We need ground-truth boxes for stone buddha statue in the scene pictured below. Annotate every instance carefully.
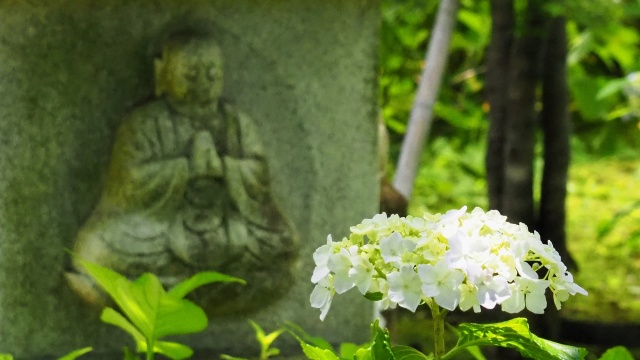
[67,34,298,315]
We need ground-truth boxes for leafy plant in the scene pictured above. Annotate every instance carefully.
[249,320,285,360]
[292,318,587,360]
[221,320,285,360]
[77,258,245,360]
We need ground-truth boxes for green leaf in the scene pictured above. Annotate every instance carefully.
[285,322,334,351]
[265,348,281,358]
[596,78,628,100]
[127,273,165,337]
[0,355,13,360]
[340,343,365,360]
[80,259,208,341]
[57,347,92,360]
[151,294,208,339]
[364,292,384,301]
[569,75,610,120]
[598,346,635,360]
[250,320,284,349]
[101,307,146,350]
[355,348,373,360]
[391,346,432,360]
[456,318,587,360]
[446,322,485,360]
[249,320,284,360]
[287,325,340,360]
[79,259,159,339]
[352,320,395,360]
[370,320,395,360]
[299,342,341,360]
[167,271,245,299]
[153,340,194,360]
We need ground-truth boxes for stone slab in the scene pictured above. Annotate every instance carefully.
[0,1,380,358]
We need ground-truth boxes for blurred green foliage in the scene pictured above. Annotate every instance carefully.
[380,0,640,324]
[565,159,640,322]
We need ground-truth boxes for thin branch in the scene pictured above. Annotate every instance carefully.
[392,0,460,199]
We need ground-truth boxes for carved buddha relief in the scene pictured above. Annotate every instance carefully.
[67,33,298,315]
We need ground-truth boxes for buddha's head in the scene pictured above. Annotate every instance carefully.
[155,35,224,106]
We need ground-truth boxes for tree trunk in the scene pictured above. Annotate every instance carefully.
[539,16,576,271]
[538,16,577,341]
[484,0,577,346]
[502,0,548,226]
[538,18,575,269]
[485,0,514,211]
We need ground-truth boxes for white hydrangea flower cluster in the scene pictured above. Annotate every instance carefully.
[310,207,587,320]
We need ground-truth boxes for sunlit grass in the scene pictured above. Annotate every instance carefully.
[564,158,640,322]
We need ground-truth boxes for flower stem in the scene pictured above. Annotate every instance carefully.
[430,304,446,359]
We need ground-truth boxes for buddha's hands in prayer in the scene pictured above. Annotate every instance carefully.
[190,130,223,179]
[187,131,225,206]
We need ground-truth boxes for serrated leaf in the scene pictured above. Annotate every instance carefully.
[300,342,341,360]
[167,271,245,299]
[457,318,587,360]
[57,347,92,360]
[391,345,431,360]
[370,320,395,360]
[598,346,635,360]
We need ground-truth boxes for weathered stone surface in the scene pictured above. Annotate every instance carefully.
[0,1,379,358]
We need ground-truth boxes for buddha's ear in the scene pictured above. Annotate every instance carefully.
[154,57,166,96]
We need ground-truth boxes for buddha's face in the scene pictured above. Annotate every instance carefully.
[157,42,224,105]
